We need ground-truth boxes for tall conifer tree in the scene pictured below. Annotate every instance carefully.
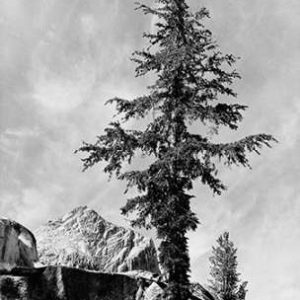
[76,1,275,299]
[209,232,248,300]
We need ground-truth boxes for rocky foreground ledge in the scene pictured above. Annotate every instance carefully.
[0,266,137,300]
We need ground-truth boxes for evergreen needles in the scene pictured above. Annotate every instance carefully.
[209,232,248,300]
[76,1,276,299]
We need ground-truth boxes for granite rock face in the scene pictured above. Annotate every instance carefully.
[126,271,215,300]
[0,267,213,300]
[35,206,160,274]
[0,218,38,268]
[0,266,137,300]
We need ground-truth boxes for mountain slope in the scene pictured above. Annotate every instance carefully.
[35,206,160,274]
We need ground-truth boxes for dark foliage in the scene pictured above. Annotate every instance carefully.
[76,1,276,299]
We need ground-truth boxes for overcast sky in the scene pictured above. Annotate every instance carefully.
[0,1,299,299]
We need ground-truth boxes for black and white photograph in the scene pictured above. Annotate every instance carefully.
[0,0,299,299]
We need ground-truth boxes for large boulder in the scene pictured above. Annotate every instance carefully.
[35,206,160,274]
[0,218,38,268]
[126,271,216,300]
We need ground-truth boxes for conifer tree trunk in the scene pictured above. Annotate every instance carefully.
[158,189,192,299]
[76,0,276,299]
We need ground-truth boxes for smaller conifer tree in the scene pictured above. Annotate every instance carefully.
[209,232,248,300]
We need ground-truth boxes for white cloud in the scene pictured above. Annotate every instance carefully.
[278,98,300,148]
[0,127,39,158]
[81,14,97,37]
[1,1,300,300]
[32,59,96,112]
[4,127,40,138]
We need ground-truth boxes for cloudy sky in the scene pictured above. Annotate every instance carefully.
[0,0,299,299]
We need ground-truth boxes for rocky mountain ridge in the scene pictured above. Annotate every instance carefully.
[34,206,160,274]
[0,208,215,299]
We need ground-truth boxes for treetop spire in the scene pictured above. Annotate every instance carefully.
[77,1,276,298]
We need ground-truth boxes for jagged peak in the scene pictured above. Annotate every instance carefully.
[58,206,104,223]
[70,205,89,214]
[35,206,160,274]
[65,205,96,217]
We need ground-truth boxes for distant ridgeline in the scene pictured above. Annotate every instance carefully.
[0,207,216,300]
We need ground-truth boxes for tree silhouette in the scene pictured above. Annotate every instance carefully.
[209,232,248,300]
[76,1,275,299]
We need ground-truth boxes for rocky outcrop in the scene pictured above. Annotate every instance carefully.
[0,267,215,300]
[0,266,137,300]
[35,206,160,274]
[126,271,215,300]
[0,213,214,300]
[0,218,38,268]
[191,283,217,300]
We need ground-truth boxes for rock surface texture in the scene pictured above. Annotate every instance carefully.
[0,212,214,300]
[0,266,137,300]
[0,218,38,268]
[35,206,160,274]
[126,271,215,300]
[0,267,214,300]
